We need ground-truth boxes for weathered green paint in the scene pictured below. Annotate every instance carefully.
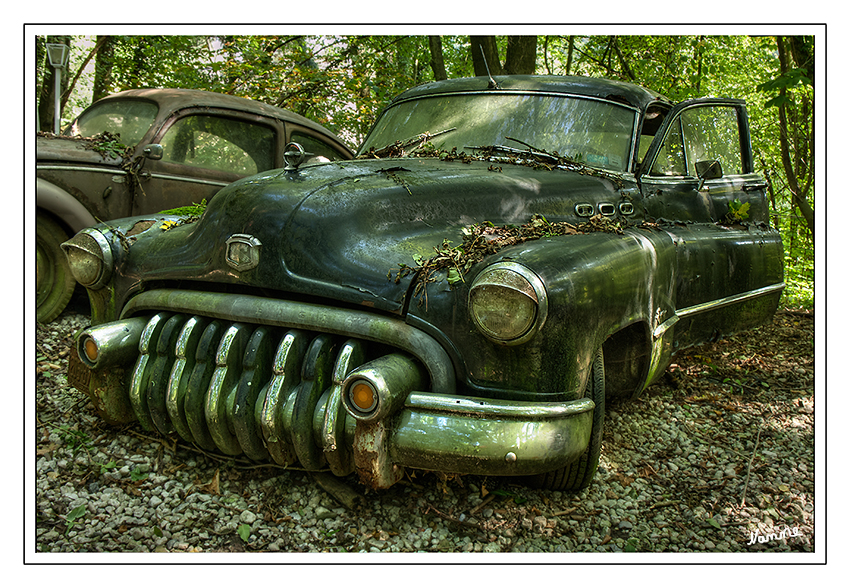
[63,76,784,490]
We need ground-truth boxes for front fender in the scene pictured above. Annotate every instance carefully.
[407,227,677,400]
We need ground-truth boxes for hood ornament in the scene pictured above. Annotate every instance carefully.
[283,142,312,171]
[225,234,262,271]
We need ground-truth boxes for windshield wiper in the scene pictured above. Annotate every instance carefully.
[360,127,456,159]
[470,137,594,169]
[467,142,561,164]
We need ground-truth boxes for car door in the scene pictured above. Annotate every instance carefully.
[638,99,784,349]
[132,110,281,215]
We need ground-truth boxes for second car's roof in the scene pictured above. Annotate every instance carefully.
[389,75,672,111]
[95,88,349,146]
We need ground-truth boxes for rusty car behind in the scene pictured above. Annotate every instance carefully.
[37,88,353,322]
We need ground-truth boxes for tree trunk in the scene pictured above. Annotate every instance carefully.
[611,37,634,80]
[61,36,108,114]
[565,36,575,75]
[129,38,145,88]
[504,36,537,74]
[776,36,815,238]
[470,36,503,77]
[428,36,448,81]
[693,36,705,94]
[93,35,115,102]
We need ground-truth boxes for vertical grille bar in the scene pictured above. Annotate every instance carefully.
[166,316,211,445]
[184,320,226,452]
[128,313,171,432]
[205,323,252,455]
[259,330,308,466]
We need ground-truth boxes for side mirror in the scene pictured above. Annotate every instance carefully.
[142,144,163,160]
[695,159,723,190]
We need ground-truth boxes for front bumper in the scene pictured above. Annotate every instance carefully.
[68,289,594,488]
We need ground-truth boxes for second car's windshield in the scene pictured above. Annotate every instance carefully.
[67,99,158,145]
[359,93,638,173]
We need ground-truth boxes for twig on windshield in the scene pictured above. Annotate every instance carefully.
[360,127,456,159]
[504,136,543,152]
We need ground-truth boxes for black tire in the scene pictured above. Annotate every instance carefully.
[36,211,76,323]
[530,348,605,491]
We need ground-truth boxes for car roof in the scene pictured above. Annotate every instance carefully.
[91,88,351,148]
[388,75,672,112]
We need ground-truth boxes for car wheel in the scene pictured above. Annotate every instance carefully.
[530,348,605,492]
[36,211,76,323]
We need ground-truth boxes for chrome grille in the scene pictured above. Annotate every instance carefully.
[126,311,421,475]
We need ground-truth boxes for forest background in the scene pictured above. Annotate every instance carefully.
[34,33,816,309]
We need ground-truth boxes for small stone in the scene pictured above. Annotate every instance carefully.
[315,506,335,520]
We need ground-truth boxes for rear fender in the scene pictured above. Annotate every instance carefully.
[37,178,96,234]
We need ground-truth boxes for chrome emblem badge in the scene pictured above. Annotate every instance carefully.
[225,234,262,271]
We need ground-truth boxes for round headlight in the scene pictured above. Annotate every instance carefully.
[468,262,548,345]
[60,229,113,289]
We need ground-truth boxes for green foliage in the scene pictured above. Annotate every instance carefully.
[65,504,87,535]
[237,524,252,542]
[130,467,149,482]
[491,488,528,504]
[758,67,814,108]
[624,536,640,552]
[725,199,751,223]
[708,517,722,530]
[57,425,92,458]
[782,248,814,309]
[159,199,207,218]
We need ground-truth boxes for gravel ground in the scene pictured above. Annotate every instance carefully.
[31,303,818,561]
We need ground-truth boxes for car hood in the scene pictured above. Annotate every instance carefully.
[37,135,123,166]
[122,158,628,313]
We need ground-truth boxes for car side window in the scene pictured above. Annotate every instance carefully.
[289,131,347,163]
[650,117,687,176]
[680,106,743,176]
[69,99,158,145]
[160,115,275,175]
[650,106,742,178]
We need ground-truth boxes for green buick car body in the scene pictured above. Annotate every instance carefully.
[62,76,784,491]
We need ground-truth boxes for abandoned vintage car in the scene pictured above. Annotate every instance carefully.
[37,88,353,322]
[62,76,784,491]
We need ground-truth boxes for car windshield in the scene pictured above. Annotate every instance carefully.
[67,99,158,146]
[360,93,638,172]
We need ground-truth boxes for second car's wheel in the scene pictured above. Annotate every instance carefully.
[36,211,76,323]
[529,348,605,492]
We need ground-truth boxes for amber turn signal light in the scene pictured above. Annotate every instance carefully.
[349,380,378,413]
[83,337,99,363]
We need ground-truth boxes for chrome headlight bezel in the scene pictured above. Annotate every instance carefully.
[60,228,114,289]
[468,262,548,345]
